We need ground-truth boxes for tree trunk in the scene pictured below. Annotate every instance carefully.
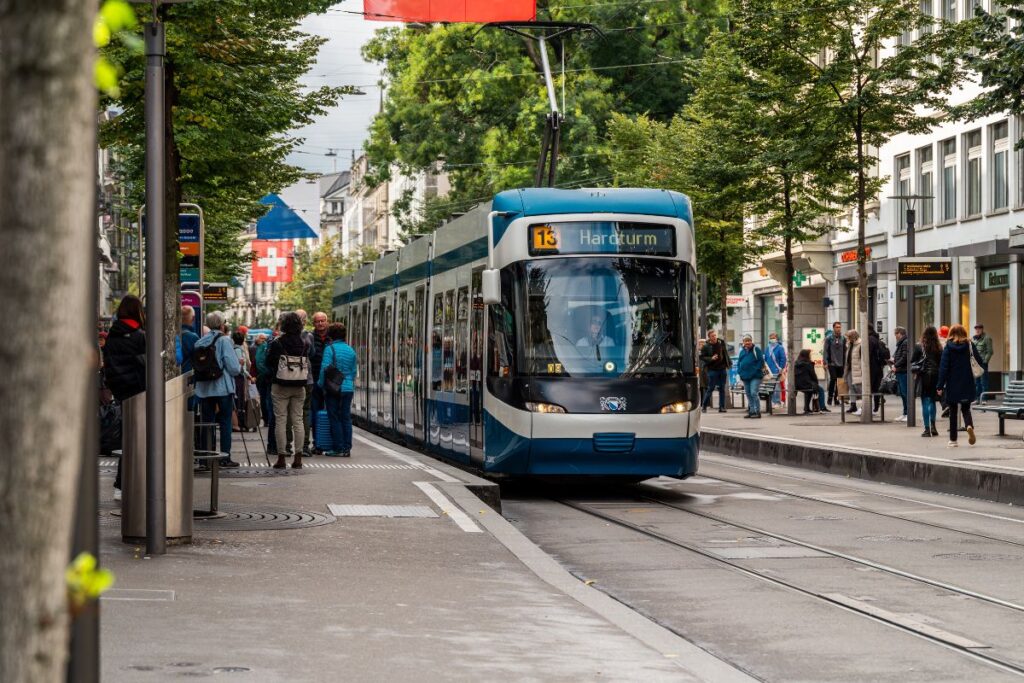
[719,277,731,408]
[0,0,96,680]
[855,116,872,423]
[163,55,182,380]
[784,235,797,416]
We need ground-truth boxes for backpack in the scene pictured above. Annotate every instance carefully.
[323,343,345,396]
[191,333,223,382]
[276,346,310,382]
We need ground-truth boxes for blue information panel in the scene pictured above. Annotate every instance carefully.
[528,221,675,257]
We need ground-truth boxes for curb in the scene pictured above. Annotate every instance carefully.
[702,427,1024,506]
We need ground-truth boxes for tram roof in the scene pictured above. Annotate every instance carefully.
[492,188,692,223]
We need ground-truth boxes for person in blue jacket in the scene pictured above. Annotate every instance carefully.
[318,322,358,457]
[765,331,787,407]
[736,335,766,418]
[936,324,984,448]
[193,311,242,467]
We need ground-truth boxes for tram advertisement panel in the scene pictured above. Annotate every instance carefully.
[528,222,675,257]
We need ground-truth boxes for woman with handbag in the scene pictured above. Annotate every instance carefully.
[911,326,941,437]
[318,322,358,457]
[843,330,864,415]
[936,324,984,447]
[736,335,766,419]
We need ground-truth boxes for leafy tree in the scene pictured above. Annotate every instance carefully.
[277,240,379,316]
[100,0,350,373]
[958,1,1023,124]
[362,1,729,235]
[734,0,968,421]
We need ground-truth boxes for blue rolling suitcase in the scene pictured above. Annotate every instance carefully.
[314,410,333,452]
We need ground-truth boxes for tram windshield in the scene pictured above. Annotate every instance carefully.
[519,257,695,378]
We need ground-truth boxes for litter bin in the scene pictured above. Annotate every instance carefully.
[121,372,194,544]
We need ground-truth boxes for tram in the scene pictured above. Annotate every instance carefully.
[332,187,700,478]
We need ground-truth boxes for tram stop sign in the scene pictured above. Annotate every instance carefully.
[897,257,952,285]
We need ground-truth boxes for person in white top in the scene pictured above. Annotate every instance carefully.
[577,314,614,348]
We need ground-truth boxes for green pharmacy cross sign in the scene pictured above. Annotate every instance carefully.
[793,270,808,287]
[806,328,823,344]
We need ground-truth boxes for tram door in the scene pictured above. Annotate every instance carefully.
[412,286,426,442]
[370,305,380,422]
[469,268,484,465]
[395,291,408,436]
[383,299,394,430]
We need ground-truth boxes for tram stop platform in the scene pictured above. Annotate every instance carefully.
[98,429,748,683]
[701,405,1024,506]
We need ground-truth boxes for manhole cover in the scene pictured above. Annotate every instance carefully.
[933,552,1023,561]
[194,504,334,531]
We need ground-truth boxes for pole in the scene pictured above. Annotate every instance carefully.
[906,208,916,429]
[144,21,167,555]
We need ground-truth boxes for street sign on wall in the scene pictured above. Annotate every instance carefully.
[897,257,952,285]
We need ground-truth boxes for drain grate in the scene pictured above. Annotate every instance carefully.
[193,504,334,531]
[327,504,437,518]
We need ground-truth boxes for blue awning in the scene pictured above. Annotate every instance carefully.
[256,194,317,240]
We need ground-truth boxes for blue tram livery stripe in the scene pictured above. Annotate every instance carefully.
[431,236,488,275]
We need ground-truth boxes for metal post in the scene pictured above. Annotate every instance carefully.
[144,21,167,555]
[906,208,916,429]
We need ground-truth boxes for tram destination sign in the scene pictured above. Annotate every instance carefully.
[897,257,953,285]
[528,222,675,257]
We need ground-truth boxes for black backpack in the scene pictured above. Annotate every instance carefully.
[191,333,223,382]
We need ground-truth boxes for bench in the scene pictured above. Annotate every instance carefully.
[838,392,887,423]
[975,381,1024,436]
[757,376,781,414]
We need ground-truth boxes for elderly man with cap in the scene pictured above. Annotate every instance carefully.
[973,323,994,402]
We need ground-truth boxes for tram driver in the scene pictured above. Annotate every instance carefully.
[576,313,615,349]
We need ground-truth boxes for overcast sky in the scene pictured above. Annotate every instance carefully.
[286,2,396,177]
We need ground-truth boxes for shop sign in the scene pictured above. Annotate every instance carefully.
[840,246,872,263]
[725,294,748,307]
[897,257,952,284]
[982,267,1009,291]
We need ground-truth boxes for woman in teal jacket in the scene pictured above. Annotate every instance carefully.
[735,335,765,418]
[317,322,358,456]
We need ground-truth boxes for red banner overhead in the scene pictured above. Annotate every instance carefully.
[363,0,536,22]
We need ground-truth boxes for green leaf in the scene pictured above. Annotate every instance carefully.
[93,20,111,49]
[94,58,120,97]
[100,0,137,33]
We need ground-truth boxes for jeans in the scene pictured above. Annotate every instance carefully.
[975,363,989,401]
[801,386,828,412]
[325,391,354,453]
[922,396,937,429]
[743,378,761,415]
[200,394,235,460]
[272,384,306,455]
[771,375,782,404]
[849,383,863,412]
[827,366,843,403]
[896,372,909,415]
[702,369,727,409]
[949,400,974,441]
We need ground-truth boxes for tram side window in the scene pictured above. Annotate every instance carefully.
[431,293,443,390]
[384,303,393,383]
[443,290,455,392]
[398,293,408,390]
[487,269,515,379]
[455,287,469,393]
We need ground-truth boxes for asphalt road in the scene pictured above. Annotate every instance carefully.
[502,452,1024,682]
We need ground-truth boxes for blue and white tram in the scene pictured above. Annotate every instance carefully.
[333,187,700,479]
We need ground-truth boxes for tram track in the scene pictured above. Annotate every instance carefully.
[696,455,1024,545]
[555,497,1024,679]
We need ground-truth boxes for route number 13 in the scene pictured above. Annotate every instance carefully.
[532,225,558,251]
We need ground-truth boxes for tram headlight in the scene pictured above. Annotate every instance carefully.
[659,401,693,414]
[525,402,567,414]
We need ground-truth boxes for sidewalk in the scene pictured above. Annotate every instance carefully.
[98,430,748,683]
[700,401,1024,505]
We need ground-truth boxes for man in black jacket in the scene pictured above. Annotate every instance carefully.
[700,330,731,412]
[823,321,845,405]
[892,326,909,421]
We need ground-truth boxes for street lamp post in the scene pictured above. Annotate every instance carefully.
[890,193,932,430]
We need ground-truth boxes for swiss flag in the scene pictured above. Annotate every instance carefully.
[363,0,535,22]
[252,240,294,283]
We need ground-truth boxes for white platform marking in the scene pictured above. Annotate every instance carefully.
[413,482,481,533]
[353,433,461,483]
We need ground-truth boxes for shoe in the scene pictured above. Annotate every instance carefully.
[821,407,832,413]
[850,409,862,416]
[947,441,959,448]
[802,410,813,415]
[113,488,122,501]
[701,407,707,414]
[340,451,351,457]
[273,454,287,469]
[301,447,311,456]
[931,426,939,436]
[219,459,240,468]
[895,415,907,423]
[718,408,727,413]
[744,414,754,419]
[921,430,933,437]
[966,426,976,445]
[292,452,303,469]
[753,414,761,419]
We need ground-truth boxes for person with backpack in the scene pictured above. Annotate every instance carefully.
[912,326,942,438]
[266,311,311,469]
[736,335,765,419]
[318,322,358,457]
[192,311,242,468]
[102,295,147,499]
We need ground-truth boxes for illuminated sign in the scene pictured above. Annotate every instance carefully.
[840,246,871,263]
[528,222,675,257]
[897,258,952,284]
[203,283,229,302]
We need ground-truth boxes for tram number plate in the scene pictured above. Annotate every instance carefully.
[531,225,559,252]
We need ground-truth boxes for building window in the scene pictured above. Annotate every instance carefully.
[964,129,982,217]
[895,153,911,232]
[963,0,980,18]
[917,145,934,226]
[941,137,956,221]
[942,0,956,21]
[992,120,1009,211]
[919,0,934,34]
